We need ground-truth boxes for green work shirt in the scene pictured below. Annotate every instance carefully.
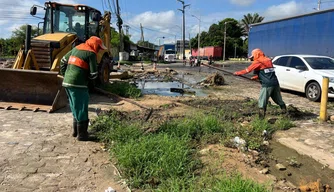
[60,47,98,88]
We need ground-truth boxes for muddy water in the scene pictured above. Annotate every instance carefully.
[266,141,334,188]
[136,78,208,97]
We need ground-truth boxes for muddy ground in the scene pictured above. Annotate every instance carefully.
[1,62,333,191]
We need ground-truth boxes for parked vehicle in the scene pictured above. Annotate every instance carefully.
[157,44,176,63]
[249,8,334,58]
[272,54,334,101]
[191,46,222,59]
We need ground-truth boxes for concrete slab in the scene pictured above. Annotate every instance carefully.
[274,120,334,170]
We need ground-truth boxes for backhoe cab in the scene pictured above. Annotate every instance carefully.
[0,2,112,112]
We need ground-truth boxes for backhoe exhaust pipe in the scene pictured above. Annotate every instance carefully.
[25,25,32,55]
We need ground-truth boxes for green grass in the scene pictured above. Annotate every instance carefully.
[99,81,141,98]
[211,174,270,192]
[119,60,134,65]
[90,98,296,191]
[113,134,199,188]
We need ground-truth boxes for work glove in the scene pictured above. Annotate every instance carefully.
[251,75,259,80]
[233,71,241,76]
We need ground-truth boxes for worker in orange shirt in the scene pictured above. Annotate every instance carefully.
[234,48,287,118]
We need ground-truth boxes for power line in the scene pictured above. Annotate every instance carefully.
[142,26,176,36]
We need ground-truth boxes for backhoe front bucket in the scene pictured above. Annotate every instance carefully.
[0,69,67,112]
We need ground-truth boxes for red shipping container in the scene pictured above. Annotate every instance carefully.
[204,46,222,58]
[192,47,222,58]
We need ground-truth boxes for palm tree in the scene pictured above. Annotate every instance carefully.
[240,13,265,36]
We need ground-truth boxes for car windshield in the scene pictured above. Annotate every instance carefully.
[304,57,334,70]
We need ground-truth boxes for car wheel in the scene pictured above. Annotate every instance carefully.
[98,56,110,85]
[306,82,321,102]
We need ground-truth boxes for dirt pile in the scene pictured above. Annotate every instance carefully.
[200,72,225,86]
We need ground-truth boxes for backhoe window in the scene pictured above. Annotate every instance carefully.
[44,5,86,39]
[88,11,98,37]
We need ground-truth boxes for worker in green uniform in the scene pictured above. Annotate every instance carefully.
[233,48,287,119]
[59,36,107,141]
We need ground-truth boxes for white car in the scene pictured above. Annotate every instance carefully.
[272,55,334,101]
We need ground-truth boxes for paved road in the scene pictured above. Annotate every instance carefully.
[0,94,127,192]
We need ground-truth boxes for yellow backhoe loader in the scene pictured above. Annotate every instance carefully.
[0,2,113,112]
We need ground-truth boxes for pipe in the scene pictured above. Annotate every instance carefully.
[25,25,32,56]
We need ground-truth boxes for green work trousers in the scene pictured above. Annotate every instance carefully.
[65,87,89,122]
[258,86,285,110]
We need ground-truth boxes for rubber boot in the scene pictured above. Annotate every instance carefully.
[77,120,89,141]
[258,108,266,119]
[77,120,97,141]
[72,118,78,137]
[280,104,287,114]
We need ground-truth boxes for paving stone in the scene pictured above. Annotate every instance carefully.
[2,173,29,185]
[13,166,38,174]
[37,165,61,174]
[58,178,75,188]
[35,186,60,192]
[20,174,46,189]
[27,161,47,170]
[40,177,61,187]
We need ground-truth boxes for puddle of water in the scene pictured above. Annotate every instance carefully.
[136,80,207,97]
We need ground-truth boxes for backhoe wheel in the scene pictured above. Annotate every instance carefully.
[98,56,110,85]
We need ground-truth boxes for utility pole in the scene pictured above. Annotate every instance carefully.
[124,25,130,36]
[116,0,123,52]
[192,15,201,63]
[140,23,144,44]
[189,33,191,55]
[318,0,321,10]
[174,35,177,56]
[177,0,190,61]
[223,21,230,61]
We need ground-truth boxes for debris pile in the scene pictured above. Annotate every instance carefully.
[200,72,225,86]
[0,59,14,68]
[299,179,330,192]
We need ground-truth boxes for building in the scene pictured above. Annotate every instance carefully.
[176,40,190,59]
[176,40,190,54]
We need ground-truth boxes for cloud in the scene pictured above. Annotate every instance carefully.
[263,1,304,20]
[229,0,256,6]
[129,11,176,31]
[0,0,79,38]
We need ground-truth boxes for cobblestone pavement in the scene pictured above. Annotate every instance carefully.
[0,95,128,192]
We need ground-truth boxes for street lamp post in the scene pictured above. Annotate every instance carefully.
[156,36,165,46]
[223,21,231,61]
[192,15,201,65]
[177,0,190,61]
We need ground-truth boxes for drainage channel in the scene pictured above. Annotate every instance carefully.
[135,74,208,97]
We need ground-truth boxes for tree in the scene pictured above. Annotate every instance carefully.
[240,13,264,36]
[190,17,249,58]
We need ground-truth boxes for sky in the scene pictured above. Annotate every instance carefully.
[0,0,334,44]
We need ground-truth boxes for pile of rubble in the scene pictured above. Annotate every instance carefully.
[200,72,225,86]
[0,59,14,68]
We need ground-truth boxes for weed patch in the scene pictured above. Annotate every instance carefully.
[99,82,141,98]
[91,98,297,191]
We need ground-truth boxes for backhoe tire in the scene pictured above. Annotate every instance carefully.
[98,56,111,85]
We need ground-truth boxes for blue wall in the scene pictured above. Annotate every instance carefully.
[249,10,334,57]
